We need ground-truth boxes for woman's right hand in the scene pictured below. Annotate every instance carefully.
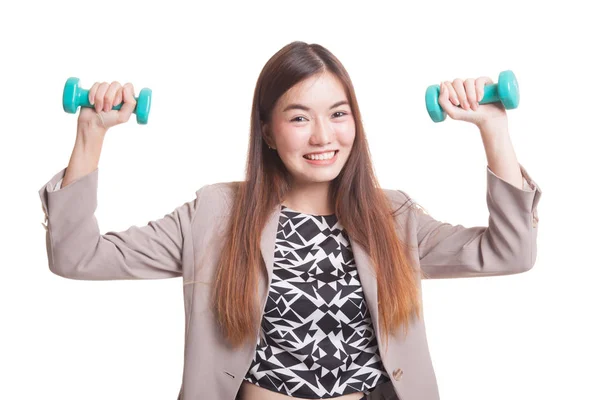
[77,81,137,137]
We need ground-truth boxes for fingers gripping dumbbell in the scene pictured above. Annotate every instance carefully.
[425,70,519,123]
[62,77,152,124]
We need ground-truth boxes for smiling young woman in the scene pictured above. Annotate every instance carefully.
[214,41,422,400]
[40,39,541,400]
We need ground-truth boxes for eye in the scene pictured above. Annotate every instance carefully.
[290,111,348,123]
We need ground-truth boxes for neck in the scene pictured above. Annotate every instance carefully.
[282,180,334,215]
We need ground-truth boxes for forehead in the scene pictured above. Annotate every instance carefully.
[279,72,346,108]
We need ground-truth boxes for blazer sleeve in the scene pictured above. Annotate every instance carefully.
[38,167,204,280]
[401,163,542,279]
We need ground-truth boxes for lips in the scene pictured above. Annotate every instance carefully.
[303,150,338,159]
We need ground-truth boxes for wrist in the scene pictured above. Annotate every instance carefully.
[75,132,104,158]
[478,118,509,136]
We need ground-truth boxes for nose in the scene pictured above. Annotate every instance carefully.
[310,117,334,145]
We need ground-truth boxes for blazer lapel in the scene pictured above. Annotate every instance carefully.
[347,237,381,344]
[258,205,381,347]
[259,205,280,302]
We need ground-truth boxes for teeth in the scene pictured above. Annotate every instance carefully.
[305,151,335,160]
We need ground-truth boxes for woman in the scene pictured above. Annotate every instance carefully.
[39,41,542,400]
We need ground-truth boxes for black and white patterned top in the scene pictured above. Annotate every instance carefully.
[243,205,390,399]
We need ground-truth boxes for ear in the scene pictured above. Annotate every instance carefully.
[261,122,276,149]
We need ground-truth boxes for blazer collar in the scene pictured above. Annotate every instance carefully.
[259,205,381,341]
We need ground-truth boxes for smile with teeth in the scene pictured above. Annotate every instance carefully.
[303,151,337,160]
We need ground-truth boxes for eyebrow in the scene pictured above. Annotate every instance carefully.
[283,100,349,112]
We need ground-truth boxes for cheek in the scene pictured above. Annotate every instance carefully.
[277,128,309,152]
[338,123,356,146]
[280,137,307,155]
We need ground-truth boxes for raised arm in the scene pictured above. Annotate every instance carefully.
[401,163,541,279]
[39,166,204,280]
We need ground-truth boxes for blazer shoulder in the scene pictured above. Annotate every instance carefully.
[194,181,241,214]
[382,188,416,215]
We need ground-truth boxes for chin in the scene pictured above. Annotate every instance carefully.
[297,171,341,184]
[286,156,347,184]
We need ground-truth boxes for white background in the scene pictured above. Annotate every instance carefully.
[1,0,598,399]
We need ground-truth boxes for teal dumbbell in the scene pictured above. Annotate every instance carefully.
[425,70,519,123]
[62,77,152,124]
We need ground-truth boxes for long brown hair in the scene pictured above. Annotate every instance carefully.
[212,41,422,352]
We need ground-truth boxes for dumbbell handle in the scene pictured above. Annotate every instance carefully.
[470,84,501,105]
[74,88,141,111]
[436,81,504,108]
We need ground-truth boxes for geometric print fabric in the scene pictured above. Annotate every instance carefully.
[243,205,390,398]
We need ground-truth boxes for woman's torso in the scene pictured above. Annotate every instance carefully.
[239,206,384,400]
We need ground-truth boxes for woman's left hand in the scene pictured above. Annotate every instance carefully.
[439,77,508,130]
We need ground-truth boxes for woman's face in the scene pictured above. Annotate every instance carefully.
[263,71,356,186]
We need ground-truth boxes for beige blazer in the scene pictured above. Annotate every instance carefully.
[38,163,541,400]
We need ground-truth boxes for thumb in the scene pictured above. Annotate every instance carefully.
[118,83,137,122]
